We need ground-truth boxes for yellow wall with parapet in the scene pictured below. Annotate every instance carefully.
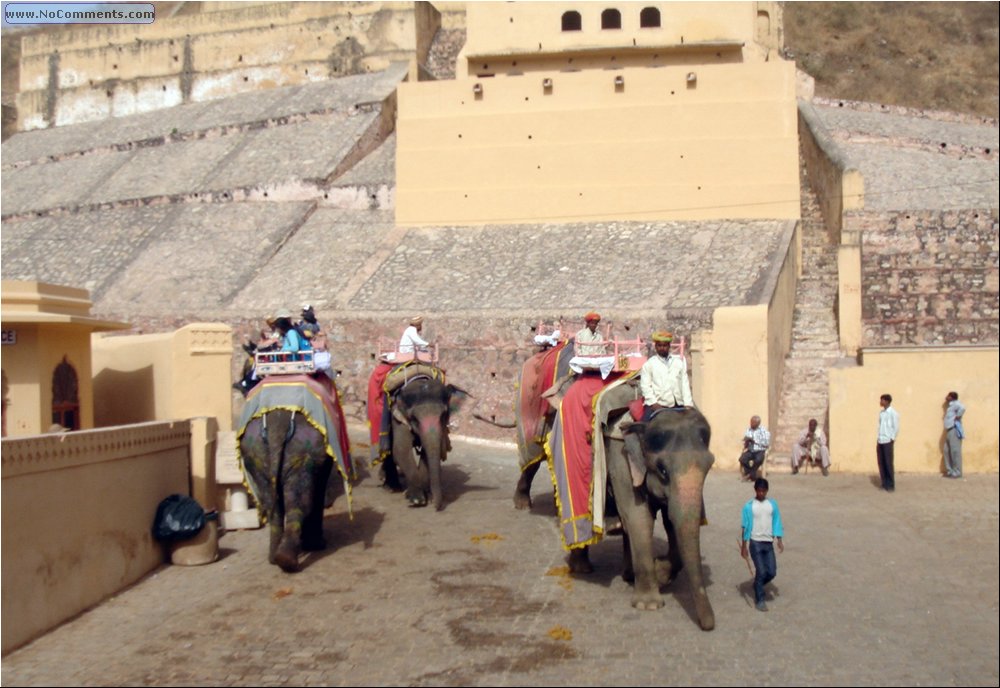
[690,219,798,470]
[459,1,782,77]
[1,421,201,654]
[396,60,799,226]
[92,324,234,432]
[829,347,999,474]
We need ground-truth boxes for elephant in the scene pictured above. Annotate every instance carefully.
[238,409,336,572]
[382,371,468,510]
[608,403,716,630]
[511,340,576,509]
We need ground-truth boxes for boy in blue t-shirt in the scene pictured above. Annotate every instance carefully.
[740,478,784,612]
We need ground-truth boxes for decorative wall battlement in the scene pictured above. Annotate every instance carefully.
[1,420,191,479]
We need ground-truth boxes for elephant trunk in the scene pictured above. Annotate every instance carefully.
[668,457,716,631]
[418,418,445,511]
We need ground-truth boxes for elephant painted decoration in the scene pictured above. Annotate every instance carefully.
[373,364,468,510]
[237,374,353,572]
[601,384,716,630]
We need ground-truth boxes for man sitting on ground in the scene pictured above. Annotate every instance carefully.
[791,418,831,476]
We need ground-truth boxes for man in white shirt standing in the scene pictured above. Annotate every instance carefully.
[399,316,431,355]
[877,393,900,492]
[639,331,692,421]
[739,416,770,482]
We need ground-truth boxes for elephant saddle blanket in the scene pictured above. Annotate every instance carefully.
[367,361,446,465]
[515,340,575,470]
[545,371,626,550]
[238,374,354,497]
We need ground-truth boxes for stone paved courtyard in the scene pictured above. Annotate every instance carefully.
[2,429,997,687]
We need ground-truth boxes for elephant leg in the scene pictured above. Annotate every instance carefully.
[381,456,404,491]
[392,419,426,507]
[273,448,319,572]
[568,546,593,574]
[607,440,662,610]
[621,531,634,583]
[302,458,333,551]
[268,519,283,565]
[513,460,541,510]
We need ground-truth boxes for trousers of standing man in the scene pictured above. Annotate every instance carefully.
[944,427,963,477]
[877,440,895,491]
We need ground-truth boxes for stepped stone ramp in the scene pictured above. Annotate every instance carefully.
[0,206,174,298]
[802,100,999,211]
[230,208,397,313]
[94,203,316,318]
[0,64,408,168]
[344,220,790,314]
[771,161,849,472]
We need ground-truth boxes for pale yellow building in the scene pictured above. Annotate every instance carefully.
[1,280,129,437]
[396,1,798,226]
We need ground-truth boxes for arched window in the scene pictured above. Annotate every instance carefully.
[52,356,80,431]
[561,11,582,31]
[601,8,622,30]
[640,7,661,28]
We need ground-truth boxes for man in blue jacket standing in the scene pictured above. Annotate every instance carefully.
[741,478,784,612]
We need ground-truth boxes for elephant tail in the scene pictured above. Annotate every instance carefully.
[472,412,517,429]
[264,410,297,513]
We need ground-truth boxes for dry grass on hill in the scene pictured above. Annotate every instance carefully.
[783,1,999,119]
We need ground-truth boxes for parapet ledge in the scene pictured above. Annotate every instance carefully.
[1,420,192,479]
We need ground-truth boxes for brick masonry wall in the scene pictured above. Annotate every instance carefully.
[119,311,714,443]
[851,209,999,346]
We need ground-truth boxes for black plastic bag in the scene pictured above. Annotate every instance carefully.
[152,494,206,542]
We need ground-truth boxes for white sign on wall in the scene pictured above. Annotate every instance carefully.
[1,330,16,345]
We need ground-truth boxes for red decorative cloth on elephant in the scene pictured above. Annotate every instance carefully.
[545,371,625,549]
[515,340,574,470]
[366,361,446,465]
[236,374,354,513]
[367,361,396,462]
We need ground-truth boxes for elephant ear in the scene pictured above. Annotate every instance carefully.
[623,422,648,488]
[446,384,471,415]
[391,404,409,425]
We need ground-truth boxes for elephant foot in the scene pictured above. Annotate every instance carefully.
[631,591,665,611]
[655,558,680,587]
[568,548,593,574]
[513,488,532,510]
[274,541,301,573]
[406,490,428,508]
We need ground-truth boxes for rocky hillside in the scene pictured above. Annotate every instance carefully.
[783,1,999,119]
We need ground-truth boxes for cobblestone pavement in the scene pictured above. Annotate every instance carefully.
[3,429,997,687]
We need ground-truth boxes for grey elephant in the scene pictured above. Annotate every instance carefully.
[239,409,336,572]
[509,340,576,508]
[382,367,468,510]
[237,376,353,572]
[559,381,714,629]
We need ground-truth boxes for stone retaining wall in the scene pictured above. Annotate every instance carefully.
[851,209,999,346]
